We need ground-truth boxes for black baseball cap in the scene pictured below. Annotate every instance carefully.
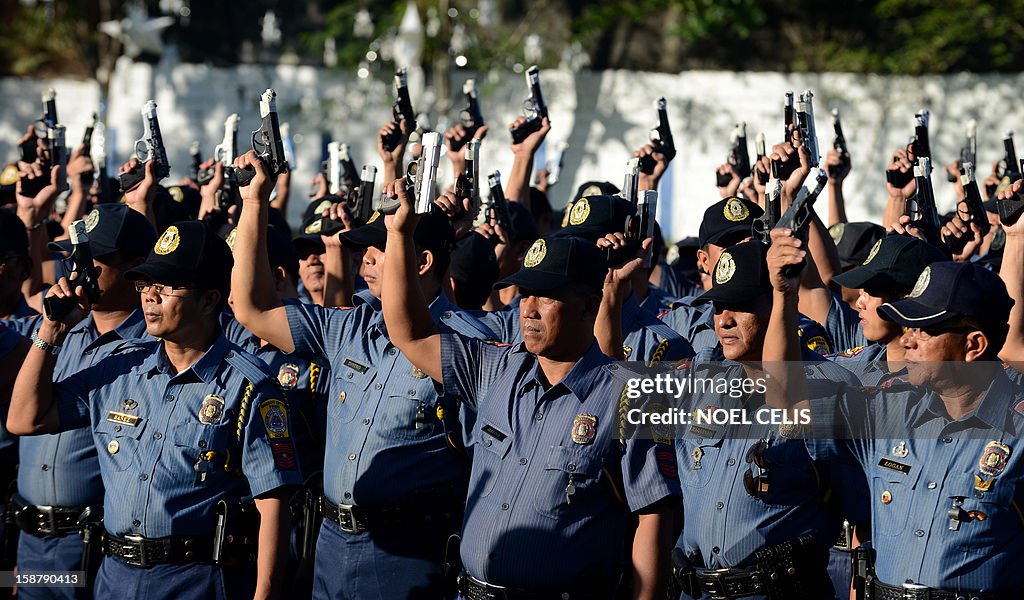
[692,240,771,306]
[0,208,28,257]
[507,201,540,242]
[338,210,455,254]
[494,235,608,293]
[830,221,885,270]
[557,194,634,242]
[125,221,234,293]
[832,235,948,296]
[698,196,763,247]
[49,204,157,260]
[878,261,1013,328]
[293,196,344,256]
[451,231,499,286]
[562,181,621,228]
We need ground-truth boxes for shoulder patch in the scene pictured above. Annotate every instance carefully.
[1014,399,1024,417]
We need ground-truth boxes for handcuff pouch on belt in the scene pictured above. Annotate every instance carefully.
[77,506,104,585]
[212,499,260,567]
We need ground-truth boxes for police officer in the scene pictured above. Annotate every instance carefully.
[380,184,680,599]
[665,240,863,600]
[230,151,494,599]
[827,235,947,382]
[766,245,1024,596]
[0,209,36,319]
[8,220,302,600]
[827,222,885,307]
[0,322,28,577]
[3,204,156,600]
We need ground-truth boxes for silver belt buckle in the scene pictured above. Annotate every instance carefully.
[336,503,361,534]
[122,533,149,567]
[901,582,928,600]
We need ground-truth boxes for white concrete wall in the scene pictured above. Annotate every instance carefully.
[3,59,1022,240]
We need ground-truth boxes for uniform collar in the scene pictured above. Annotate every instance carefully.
[522,340,610,403]
[352,288,381,311]
[143,333,230,383]
[370,292,452,336]
[67,308,148,341]
[912,367,1015,431]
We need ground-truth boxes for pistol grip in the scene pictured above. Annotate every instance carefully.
[235,164,257,187]
[509,119,540,145]
[886,168,914,189]
[43,295,78,323]
[381,125,402,152]
[118,165,145,193]
[639,155,656,175]
[998,194,1024,226]
[715,171,733,188]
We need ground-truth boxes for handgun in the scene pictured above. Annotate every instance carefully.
[639,97,676,174]
[93,122,111,203]
[455,138,480,208]
[886,110,930,189]
[376,131,441,215]
[485,171,514,243]
[947,119,977,183]
[22,124,67,198]
[831,109,847,155]
[382,69,417,151]
[905,156,942,243]
[783,91,795,143]
[717,123,750,187]
[319,165,378,237]
[509,66,548,144]
[755,132,769,185]
[43,220,100,321]
[621,157,640,206]
[608,189,658,268]
[79,113,97,190]
[774,168,828,277]
[119,100,171,193]
[544,141,568,186]
[22,88,59,163]
[795,90,820,167]
[753,158,784,244]
[946,162,991,254]
[451,78,484,152]
[236,89,289,187]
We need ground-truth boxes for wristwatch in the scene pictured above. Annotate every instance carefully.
[31,331,62,356]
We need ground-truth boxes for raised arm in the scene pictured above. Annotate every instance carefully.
[998,180,1024,362]
[231,151,295,353]
[763,228,809,412]
[505,116,550,207]
[379,180,443,382]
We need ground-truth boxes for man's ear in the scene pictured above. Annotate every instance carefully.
[963,330,990,362]
[696,249,710,276]
[417,249,434,278]
[199,289,222,316]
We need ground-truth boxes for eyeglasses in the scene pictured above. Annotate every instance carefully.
[911,323,978,339]
[133,281,194,297]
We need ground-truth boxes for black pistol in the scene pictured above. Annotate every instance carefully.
[509,66,548,144]
[946,162,991,254]
[717,122,750,187]
[44,220,101,322]
[382,69,417,151]
[773,168,829,277]
[119,100,171,193]
[639,97,676,174]
[236,89,289,187]
[451,78,484,152]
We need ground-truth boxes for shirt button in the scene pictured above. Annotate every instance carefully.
[712,546,720,554]
[84,349,93,355]
[154,433,162,440]
[374,383,382,390]
[535,413,544,421]
[198,440,207,448]
[485,440,493,447]
[943,437,953,444]
[501,503,509,511]
[348,453,357,461]
[166,394,175,402]
[519,458,528,465]
[132,519,141,527]
[114,425,122,432]
[139,474,148,481]
[347,373,354,379]
[41,464,49,471]
[914,529,924,537]
[567,463,576,472]
[927,482,937,489]
[344,492,351,499]
[726,458,736,466]
[716,502,724,510]
[362,419,370,425]
[226,351,234,358]
[443,311,453,319]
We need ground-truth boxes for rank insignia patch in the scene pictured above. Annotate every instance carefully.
[270,441,297,470]
[199,395,225,425]
[259,398,290,439]
[121,398,138,410]
[412,367,429,379]
[572,414,597,445]
[891,440,909,458]
[277,364,299,389]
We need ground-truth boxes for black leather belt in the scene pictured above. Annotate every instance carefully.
[457,573,602,600]
[10,493,87,537]
[871,579,1009,600]
[694,568,768,599]
[321,495,462,534]
[103,532,216,567]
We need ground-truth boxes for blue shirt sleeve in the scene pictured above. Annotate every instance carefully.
[285,301,359,359]
[621,437,681,512]
[440,332,508,409]
[241,379,305,497]
[0,323,20,358]
[824,292,867,352]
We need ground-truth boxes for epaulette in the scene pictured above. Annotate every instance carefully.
[223,345,276,385]
[109,339,154,356]
[657,308,673,319]
[876,373,910,391]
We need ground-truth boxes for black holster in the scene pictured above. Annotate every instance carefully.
[852,544,876,600]
[77,506,104,586]
[754,534,832,599]
[669,548,701,599]
[212,499,260,568]
[442,533,461,600]
[293,473,323,561]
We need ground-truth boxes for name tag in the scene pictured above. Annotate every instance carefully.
[343,358,369,374]
[481,424,508,442]
[106,411,141,427]
[878,457,912,475]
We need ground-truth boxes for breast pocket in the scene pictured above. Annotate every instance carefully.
[533,445,605,521]
[951,484,1018,552]
[330,366,376,425]
[678,437,723,490]
[871,468,923,537]
[471,422,512,499]
[382,375,440,441]
[96,419,147,473]
[173,420,237,486]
